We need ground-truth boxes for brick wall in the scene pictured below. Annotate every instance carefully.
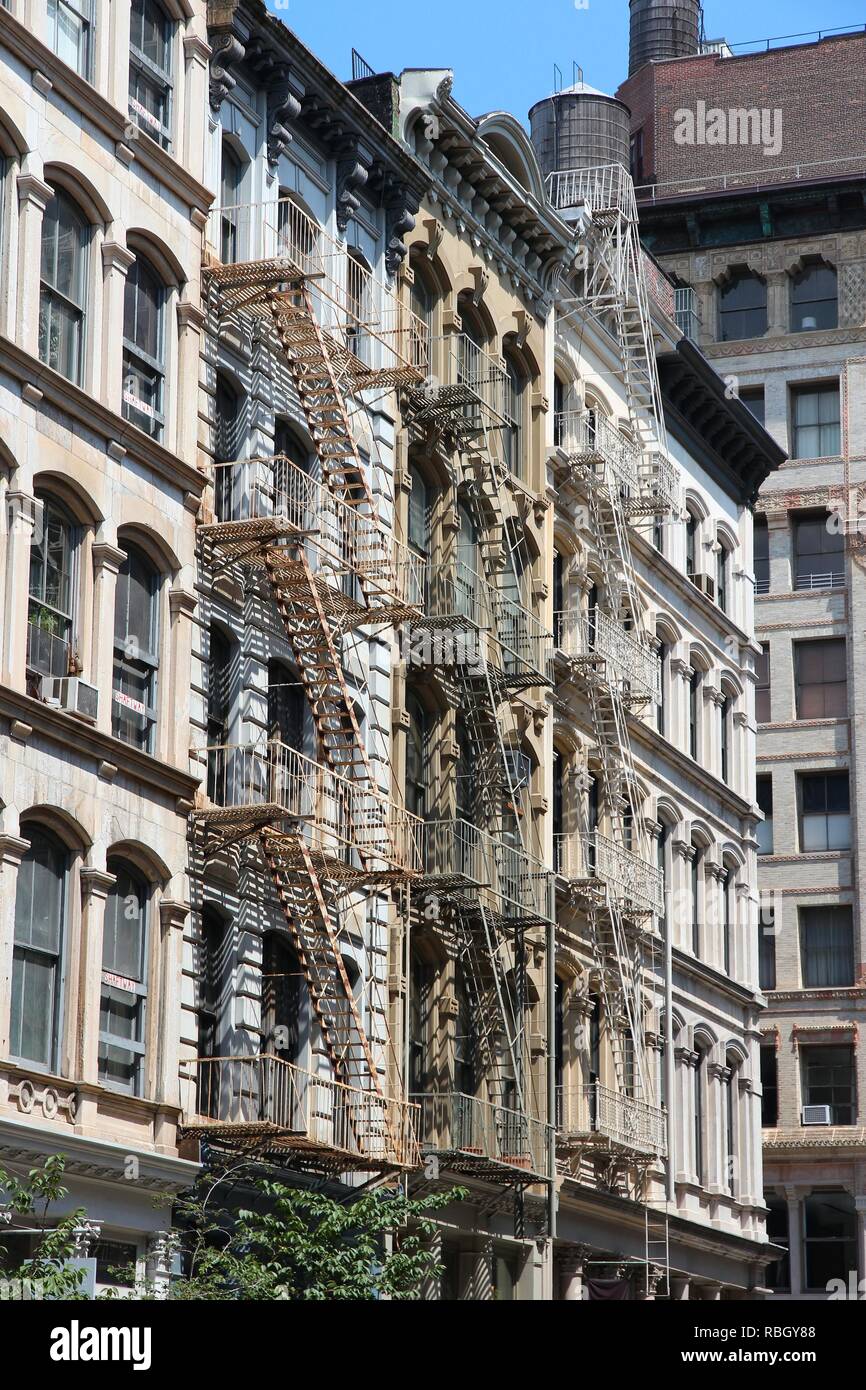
[616,33,866,190]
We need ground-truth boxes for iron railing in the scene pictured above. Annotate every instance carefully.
[420,817,554,923]
[554,609,660,704]
[206,196,429,379]
[554,831,663,916]
[795,571,845,591]
[557,1082,666,1157]
[554,410,642,494]
[183,1055,420,1168]
[427,332,510,425]
[413,1090,554,1180]
[202,740,422,875]
[205,454,425,611]
[675,286,701,343]
[546,162,637,218]
[410,561,551,684]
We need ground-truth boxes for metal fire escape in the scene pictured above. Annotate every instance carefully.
[549,163,680,1292]
[181,196,429,1175]
[402,335,555,1190]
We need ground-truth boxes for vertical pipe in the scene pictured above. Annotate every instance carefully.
[547,913,557,1241]
[665,900,675,1203]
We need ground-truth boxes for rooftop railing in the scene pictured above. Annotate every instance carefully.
[202,454,426,613]
[413,1090,555,1181]
[554,609,660,704]
[205,196,429,382]
[182,1055,420,1170]
[546,162,638,219]
[420,817,554,924]
[410,561,552,686]
[557,1081,666,1157]
[201,740,422,876]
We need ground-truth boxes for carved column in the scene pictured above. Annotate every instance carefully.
[3,492,40,689]
[77,867,116,1091]
[16,173,53,359]
[101,241,136,414]
[784,1188,804,1297]
[559,1244,590,1300]
[156,899,189,1112]
[91,542,125,737]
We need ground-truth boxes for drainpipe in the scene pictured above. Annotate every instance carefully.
[665,903,675,1204]
[547,912,557,1242]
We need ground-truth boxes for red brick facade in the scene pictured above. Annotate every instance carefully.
[616,33,866,192]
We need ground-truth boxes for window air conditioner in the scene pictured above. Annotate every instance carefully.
[46,677,99,723]
[695,573,715,600]
[801,1104,832,1126]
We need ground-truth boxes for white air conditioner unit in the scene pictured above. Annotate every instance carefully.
[694,573,715,600]
[801,1104,832,1126]
[46,677,99,723]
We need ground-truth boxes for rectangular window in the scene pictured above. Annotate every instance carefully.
[740,386,765,426]
[761,1047,778,1127]
[801,1047,855,1126]
[791,383,841,460]
[803,1191,857,1290]
[759,916,776,991]
[47,0,93,79]
[755,644,771,723]
[793,512,844,590]
[756,775,773,854]
[128,0,173,150]
[800,905,854,988]
[764,1194,790,1290]
[798,771,850,852]
[794,638,847,719]
[753,516,769,594]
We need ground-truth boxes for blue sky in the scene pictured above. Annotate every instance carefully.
[268,1,865,128]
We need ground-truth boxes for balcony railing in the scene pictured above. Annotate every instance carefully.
[546,162,637,219]
[201,740,422,876]
[554,410,641,494]
[795,571,845,591]
[410,562,551,686]
[409,332,509,429]
[557,1082,666,1157]
[202,455,425,613]
[413,1090,554,1181]
[420,818,554,923]
[205,196,429,383]
[554,610,660,704]
[641,449,680,511]
[555,831,663,916]
[182,1055,420,1171]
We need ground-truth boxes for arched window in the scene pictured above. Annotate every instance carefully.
[656,641,668,737]
[409,948,433,1093]
[28,496,77,685]
[691,843,703,955]
[410,267,434,341]
[456,714,474,822]
[689,666,701,759]
[112,542,160,752]
[346,247,372,364]
[268,659,304,751]
[716,538,731,613]
[454,957,477,1096]
[405,691,428,819]
[39,189,88,382]
[11,826,68,1069]
[197,906,227,1066]
[220,142,243,264]
[456,501,479,618]
[274,419,311,475]
[791,260,837,332]
[408,461,431,560]
[685,507,699,580]
[47,0,93,79]
[721,864,735,975]
[720,691,734,786]
[100,860,149,1095]
[123,254,165,439]
[207,626,233,804]
[657,820,669,939]
[694,1045,707,1184]
[262,932,305,1065]
[724,1051,739,1195]
[718,269,767,341]
[503,356,526,478]
[128,0,173,149]
[214,375,241,521]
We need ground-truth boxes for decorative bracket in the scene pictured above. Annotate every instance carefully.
[267,65,302,166]
[209,29,245,111]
